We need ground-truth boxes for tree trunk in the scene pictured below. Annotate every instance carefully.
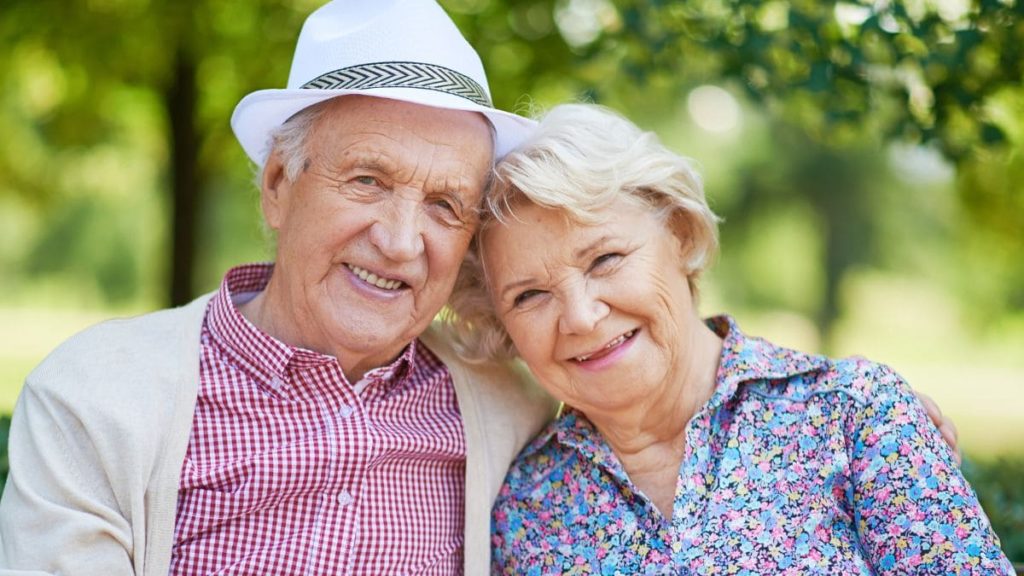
[166,48,200,306]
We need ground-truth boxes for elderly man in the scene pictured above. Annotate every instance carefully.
[0,1,959,575]
[0,1,554,574]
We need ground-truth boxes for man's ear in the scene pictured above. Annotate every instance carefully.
[261,150,290,231]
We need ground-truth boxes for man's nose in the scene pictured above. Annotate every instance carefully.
[368,198,425,262]
[558,284,609,335]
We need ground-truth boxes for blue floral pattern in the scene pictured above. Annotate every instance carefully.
[492,316,1013,574]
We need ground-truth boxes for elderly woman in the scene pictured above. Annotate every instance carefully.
[446,104,1013,574]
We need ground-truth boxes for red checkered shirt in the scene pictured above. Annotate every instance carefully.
[170,264,467,575]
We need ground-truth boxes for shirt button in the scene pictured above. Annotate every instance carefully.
[353,378,371,395]
[337,490,354,506]
[339,405,354,419]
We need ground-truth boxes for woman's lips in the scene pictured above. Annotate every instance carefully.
[573,328,638,364]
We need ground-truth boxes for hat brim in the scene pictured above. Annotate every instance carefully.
[231,87,536,166]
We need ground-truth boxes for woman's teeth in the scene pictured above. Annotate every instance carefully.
[347,264,404,291]
[575,329,637,362]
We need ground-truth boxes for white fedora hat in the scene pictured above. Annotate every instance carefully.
[231,0,535,166]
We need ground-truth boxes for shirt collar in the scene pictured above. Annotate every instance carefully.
[351,339,419,397]
[703,315,825,411]
[206,263,419,392]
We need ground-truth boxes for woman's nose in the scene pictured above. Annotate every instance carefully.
[557,285,609,335]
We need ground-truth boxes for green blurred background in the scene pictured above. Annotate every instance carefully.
[1,0,1021,563]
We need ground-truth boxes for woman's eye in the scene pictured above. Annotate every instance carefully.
[591,253,622,271]
[513,289,543,308]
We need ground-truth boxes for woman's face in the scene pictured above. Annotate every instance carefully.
[481,195,704,416]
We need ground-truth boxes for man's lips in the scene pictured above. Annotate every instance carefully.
[572,329,638,363]
[345,263,408,291]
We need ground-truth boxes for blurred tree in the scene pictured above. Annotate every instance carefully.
[453,0,1024,343]
[0,0,313,305]
[1,0,1020,334]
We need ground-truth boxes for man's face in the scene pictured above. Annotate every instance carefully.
[260,96,493,379]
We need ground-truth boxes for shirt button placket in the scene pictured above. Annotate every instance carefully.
[332,391,366,575]
[337,490,354,506]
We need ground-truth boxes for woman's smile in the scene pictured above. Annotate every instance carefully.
[571,328,639,368]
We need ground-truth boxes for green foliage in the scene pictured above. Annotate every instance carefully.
[591,0,1024,154]
[0,0,313,305]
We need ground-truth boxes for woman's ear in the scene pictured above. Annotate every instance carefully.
[668,211,695,270]
[260,151,290,231]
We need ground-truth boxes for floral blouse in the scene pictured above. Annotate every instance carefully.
[492,316,1013,575]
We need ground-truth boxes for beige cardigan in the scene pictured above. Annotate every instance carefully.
[0,294,556,575]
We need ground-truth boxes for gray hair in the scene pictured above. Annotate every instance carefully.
[262,100,332,184]
[443,103,721,363]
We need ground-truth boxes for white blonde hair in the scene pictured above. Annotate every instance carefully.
[443,103,721,363]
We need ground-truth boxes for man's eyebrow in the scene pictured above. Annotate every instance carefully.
[348,156,392,172]
[427,176,476,205]
[337,148,397,172]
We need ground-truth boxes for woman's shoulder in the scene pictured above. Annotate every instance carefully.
[504,420,569,480]
[711,315,898,405]
[792,354,908,403]
[496,412,589,505]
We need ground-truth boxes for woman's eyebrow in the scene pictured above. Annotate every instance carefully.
[574,235,612,260]
[499,277,537,302]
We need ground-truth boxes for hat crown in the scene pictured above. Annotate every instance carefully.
[286,0,491,102]
[231,0,535,166]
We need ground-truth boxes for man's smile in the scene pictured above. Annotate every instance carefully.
[345,263,408,291]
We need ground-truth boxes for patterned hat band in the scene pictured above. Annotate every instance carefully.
[301,61,493,108]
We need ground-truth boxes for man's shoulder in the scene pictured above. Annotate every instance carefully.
[420,323,558,445]
[24,294,213,404]
[421,323,549,400]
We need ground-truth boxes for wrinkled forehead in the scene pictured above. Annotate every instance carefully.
[313,94,495,150]
[308,95,495,182]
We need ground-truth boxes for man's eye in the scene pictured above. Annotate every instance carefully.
[434,199,456,214]
[354,175,379,186]
[430,196,472,228]
[513,289,543,308]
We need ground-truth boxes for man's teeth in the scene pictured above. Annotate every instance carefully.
[347,264,404,291]
[575,330,636,362]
